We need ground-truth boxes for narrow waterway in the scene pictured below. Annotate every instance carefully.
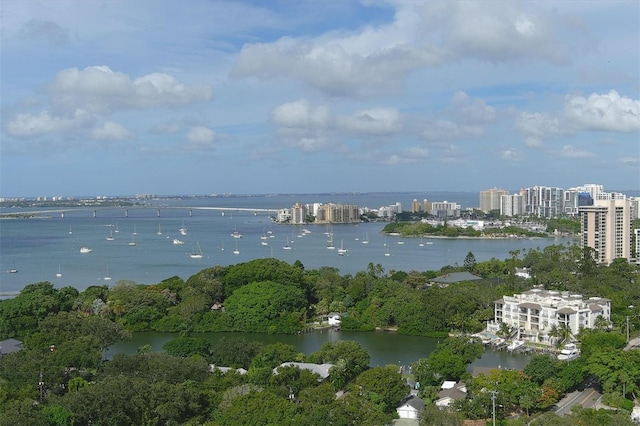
[107,330,533,371]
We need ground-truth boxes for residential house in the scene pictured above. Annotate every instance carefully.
[396,395,426,420]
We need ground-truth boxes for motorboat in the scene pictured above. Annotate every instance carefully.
[80,247,93,254]
[506,340,525,351]
[557,343,580,361]
[173,238,185,245]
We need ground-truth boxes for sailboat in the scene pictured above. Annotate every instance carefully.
[157,224,163,235]
[128,233,137,246]
[56,265,62,277]
[179,221,188,236]
[7,261,18,273]
[133,225,137,236]
[283,236,292,250]
[68,226,73,235]
[106,230,115,241]
[338,239,348,255]
[233,239,240,255]
[104,267,112,281]
[326,230,335,250]
[362,232,369,244]
[189,242,203,259]
[114,223,120,233]
[384,246,391,257]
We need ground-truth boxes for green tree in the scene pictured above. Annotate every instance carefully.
[463,251,477,271]
[351,365,409,413]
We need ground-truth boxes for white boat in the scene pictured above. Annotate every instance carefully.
[231,227,243,239]
[114,223,120,233]
[56,264,62,278]
[179,221,188,236]
[133,225,137,236]
[104,267,111,281]
[7,261,18,273]
[557,343,580,361]
[173,238,185,245]
[80,247,93,254]
[326,233,335,250]
[397,240,404,245]
[283,236,292,250]
[338,240,348,255]
[233,240,240,255]
[157,224,163,235]
[506,340,525,351]
[68,226,72,235]
[260,240,268,246]
[362,232,369,244]
[106,230,115,241]
[128,234,137,246]
[189,242,203,259]
[384,246,390,257]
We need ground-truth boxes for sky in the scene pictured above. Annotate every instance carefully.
[1,0,639,198]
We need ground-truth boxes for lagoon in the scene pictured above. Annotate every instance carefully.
[107,330,533,372]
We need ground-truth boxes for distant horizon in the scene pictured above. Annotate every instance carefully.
[2,188,639,201]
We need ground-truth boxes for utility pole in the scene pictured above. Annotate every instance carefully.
[627,316,630,343]
[490,390,498,426]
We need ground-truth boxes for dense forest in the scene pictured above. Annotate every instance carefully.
[1,243,639,425]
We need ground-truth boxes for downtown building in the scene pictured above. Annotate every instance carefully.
[479,188,509,213]
[520,185,564,218]
[430,201,461,218]
[315,203,360,224]
[579,193,632,264]
[500,194,525,217]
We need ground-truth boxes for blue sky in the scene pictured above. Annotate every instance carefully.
[1,0,638,197]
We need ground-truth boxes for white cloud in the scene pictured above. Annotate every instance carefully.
[620,156,639,165]
[449,91,495,125]
[271,100,331,129]
[500,148,524,161]
[5,109,92,137]
[422,1,576,64]
[92,121,132,141]
[558,144,594,158]
[336,108,401,135]
[48,66,213,114]
[421,120,483,141]
[564,90,640,133]
[186,126,216,146]
[515,112,562,147]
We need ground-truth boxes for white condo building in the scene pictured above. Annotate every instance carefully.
[491,288,611,344]
[579,194,632,264]
[500,194,524,217]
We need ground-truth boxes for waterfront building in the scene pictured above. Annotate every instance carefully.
[411,199,421,213]
[520,186,564,218]
[491,288,611,344]
[579,194,632,264]
[290,202,307,224]
[479,188,509,213]
[430,201,461,218]
[315,203,360,224]
[500,194,524,217]
[423,198,431,214]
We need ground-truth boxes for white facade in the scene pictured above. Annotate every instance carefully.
[492,288,611,344]
[500,194,524,217]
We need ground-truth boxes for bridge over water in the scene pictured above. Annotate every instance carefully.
[0,206,281,219]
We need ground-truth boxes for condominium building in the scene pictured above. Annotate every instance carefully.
[491,288,611,344]
[579,195,632,264]
[500,194,524,217]
[290,202,307,225]
[430,201,461,218]
[315,203,360,224]
[479,188,509,213]
[520,186,564,218]
[411,199,421,214]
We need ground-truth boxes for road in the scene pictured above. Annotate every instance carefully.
[554,387,604,416]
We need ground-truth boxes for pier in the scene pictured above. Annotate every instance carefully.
[0,206,280,219]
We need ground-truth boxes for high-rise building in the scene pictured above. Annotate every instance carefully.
[430,201,461,218]
[290,202,307,224]
[520,186,564,218]
[500,194,524,217]
[411,199,421,213]
[479,188,509,213]
[423,199,431,214]
[579,195,632,264]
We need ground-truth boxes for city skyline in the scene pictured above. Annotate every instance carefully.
[1,1,638,198]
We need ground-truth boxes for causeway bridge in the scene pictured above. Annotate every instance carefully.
[0,206,281,219]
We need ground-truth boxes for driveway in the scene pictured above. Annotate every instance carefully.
[554,387,605,416]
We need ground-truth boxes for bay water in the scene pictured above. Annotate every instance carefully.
[0,192,564,294]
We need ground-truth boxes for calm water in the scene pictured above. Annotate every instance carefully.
[106,330,533,371]
[0,192,565,293]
